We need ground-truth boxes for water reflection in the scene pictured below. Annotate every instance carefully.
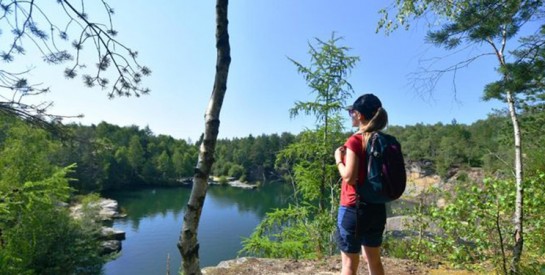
[102,182,291,275]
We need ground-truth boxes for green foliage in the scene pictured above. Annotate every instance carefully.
[127,135,145,170]
[0,167,106,275]
[484,23,545,105]
[0,119,59,188]
[55,121,200,191]
[241,205,324,259]
[242,34,355,259]
[288,33,359,123]
[0,117,107,274]
[385,173,545,272]
[212,133,295,183]
[228,164,245,180]
[3,107,544,192]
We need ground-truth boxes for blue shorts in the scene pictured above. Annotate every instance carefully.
[336,203,386,253]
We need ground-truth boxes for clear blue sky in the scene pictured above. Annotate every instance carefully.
[11,0,527,141]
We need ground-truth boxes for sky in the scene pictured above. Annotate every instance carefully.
[6,0,532,141]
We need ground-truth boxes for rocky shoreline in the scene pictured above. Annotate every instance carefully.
[178,176,258,189]
[70,198,126,254]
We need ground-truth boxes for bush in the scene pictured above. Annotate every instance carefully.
[383,173,545,273]
[0,167,106,275]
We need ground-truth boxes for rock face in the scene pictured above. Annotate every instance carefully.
[70,198,126,255]
[70,198,126,221]
[406,160,435,177]
[401,160,440,198]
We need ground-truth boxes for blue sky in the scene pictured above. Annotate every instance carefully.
[9,1,529,141]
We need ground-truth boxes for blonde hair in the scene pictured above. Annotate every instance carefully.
[361,107,388,133]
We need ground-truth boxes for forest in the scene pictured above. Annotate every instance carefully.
[1,0,545,274]
[2,108,543,194]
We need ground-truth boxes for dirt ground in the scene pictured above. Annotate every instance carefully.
[201,256,477,275]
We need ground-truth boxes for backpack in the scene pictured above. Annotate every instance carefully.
[357,132,406,204]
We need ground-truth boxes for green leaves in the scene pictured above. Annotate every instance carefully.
[0,165,106,274]
[289,33,359,126]
[240,205,315,259]
[241,33,357,259]
[386,173,545,271]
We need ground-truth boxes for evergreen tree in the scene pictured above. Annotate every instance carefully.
[243,33,358,258]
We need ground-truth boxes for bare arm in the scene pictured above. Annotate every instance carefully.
[335,146,359,185]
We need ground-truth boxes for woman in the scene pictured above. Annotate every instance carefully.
[334,93,388,275]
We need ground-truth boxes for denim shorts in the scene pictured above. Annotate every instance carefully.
[336,203,386,253]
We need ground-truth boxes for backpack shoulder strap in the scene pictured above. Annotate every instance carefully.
[366,132,379,175]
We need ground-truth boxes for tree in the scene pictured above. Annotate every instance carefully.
[0,117,106,274]
[0,116,59,188]
[378,1,544,272]
[0,0,150,126]
[289,33,359,211]
[127,135,145,179]
[178,0,231,274]
[242,34,358,259]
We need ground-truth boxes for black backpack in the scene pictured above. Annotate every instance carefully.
[357,132,406,204]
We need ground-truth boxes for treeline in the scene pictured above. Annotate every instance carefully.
[214,110,544,182]
[58,123,296,191]
[388,108,545,177]
[1,116,297,192]
[57,122,199,191]
[212,133,296,183]
[2,110,544,194]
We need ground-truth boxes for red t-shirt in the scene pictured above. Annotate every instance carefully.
[340,134,367,207]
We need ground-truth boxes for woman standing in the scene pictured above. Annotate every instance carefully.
[334,93,388,275]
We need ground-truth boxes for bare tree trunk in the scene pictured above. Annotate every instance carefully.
[178,1,230,274]
[491,35,524,273]
[506,90,524,274]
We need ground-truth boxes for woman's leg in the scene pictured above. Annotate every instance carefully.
[341,251,360,275]
[361,246,384,275]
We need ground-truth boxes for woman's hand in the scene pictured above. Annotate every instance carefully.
[334,146,346,164]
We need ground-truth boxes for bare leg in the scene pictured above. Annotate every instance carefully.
[341,251,360,275]
[361,246,384,275]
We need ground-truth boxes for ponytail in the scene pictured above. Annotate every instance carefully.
[363,107,388,133]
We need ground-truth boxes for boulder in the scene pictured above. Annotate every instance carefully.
[101,227,126,241]
[101,240,122,254]
[70,198,126,221]
[97,198,123,220]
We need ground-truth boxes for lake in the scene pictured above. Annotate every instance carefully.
[102,182,293,275]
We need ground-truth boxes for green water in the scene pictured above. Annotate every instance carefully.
[101,183,411,275]
[102,183,292,275]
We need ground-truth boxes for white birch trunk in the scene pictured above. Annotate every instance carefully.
[507,90,524,274]
[492,37,524,273]
[178,1,230,274]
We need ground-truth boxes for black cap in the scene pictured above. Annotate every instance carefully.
[350,93,382,119]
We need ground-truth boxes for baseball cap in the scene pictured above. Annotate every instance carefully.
[348,93,382,119]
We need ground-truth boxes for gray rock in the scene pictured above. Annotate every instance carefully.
[101,227,126,241]
[97,199,120,220]
[101,240,121,254]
